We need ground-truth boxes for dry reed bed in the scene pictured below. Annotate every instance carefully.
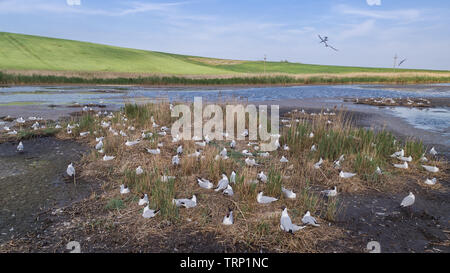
[15,101,439,252]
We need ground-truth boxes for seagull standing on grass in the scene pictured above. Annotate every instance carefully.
[422,165,439,173]
[136,166,144,175]
[146,148,160,155]
[314,158,323,169]
[245,157,258,166]
[257,192,278,204]
[215,173,229,192]
[95,140,103,150]
[280,156,289,163]
[142,205,159,218]
[280,207,305,233]
[139,193,149,205]
[223,185,234,196]
[177,145,183,155]
[230,140,236,149]
[321,186,337,197]
[230,171,236,183]
[393,161,408,169]
[223,208,233,225]
[120,184,130,194]
[257,171,267,183]
[339,171,356,179]
[281,187,296,199]
[172,155,180,166]
[425,178,437,185]
[173,195,197,208]
[302,211,320,227]
[197,177,214,189]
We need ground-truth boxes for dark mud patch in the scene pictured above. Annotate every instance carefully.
[336,181,450,253]
[0,137,94,243]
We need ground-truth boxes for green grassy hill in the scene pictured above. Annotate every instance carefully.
[1,31,445,75]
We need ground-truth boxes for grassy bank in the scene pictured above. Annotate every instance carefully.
[1,31,449,87]
[2,71,450,86]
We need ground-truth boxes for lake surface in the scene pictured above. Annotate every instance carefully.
[1,83,449,146]
[1,84,450,105]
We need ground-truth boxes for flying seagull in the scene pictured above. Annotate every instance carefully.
[318,35,338,51]
[398,58,407,67]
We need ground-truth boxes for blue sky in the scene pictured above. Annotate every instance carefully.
[0,0,449,70]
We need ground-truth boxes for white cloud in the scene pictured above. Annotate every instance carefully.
[366,0,381,6]
[339,19,376,39]
[336,4,420,21]
[66,0,81,6]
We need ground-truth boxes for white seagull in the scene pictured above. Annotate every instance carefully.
[197,177,214,189]
[223,185,234,196]
[138,193,149,205]
[280,207,305,233]
[321,186,337,197]
[172,155,180,166]
[257,171,267,183]
[223,209,234,225]
[136,166,144,175]
[142,206,159,218]
[103,155,115,161]
[146,148,160,155]
[393,161,408,169]
[314,158,323,169]
[215,173,229,192]
[280,156,289,163]
[120,184,130,194]
[230,170,236,183]
[422,165,439,173]
[17,141,24,152]
[400,192,415,207]
[66,163,75,177]
[281,187,296,199]
[95,140,103,150]
[429,147,437,156]
[302,211,320,227]
[339,171,356,179]
[424,178,437,185]
[125,140,140,146]
[257,192,278,204]
[245,157,259,166]
[177,145,183,155]
[391,149,404,158]
[173,195,197,208]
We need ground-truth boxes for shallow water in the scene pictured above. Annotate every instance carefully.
[1,84,450,105]
[389,107,450,145]
[0,138,91,243]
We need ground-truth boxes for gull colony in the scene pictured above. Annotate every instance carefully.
[3,107,443,230]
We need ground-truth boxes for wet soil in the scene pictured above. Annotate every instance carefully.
[0,137,94,243]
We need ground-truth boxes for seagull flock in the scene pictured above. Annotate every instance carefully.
[5,106,443,234]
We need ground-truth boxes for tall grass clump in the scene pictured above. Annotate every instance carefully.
[124,103,150,126]
[265,168,282,197]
